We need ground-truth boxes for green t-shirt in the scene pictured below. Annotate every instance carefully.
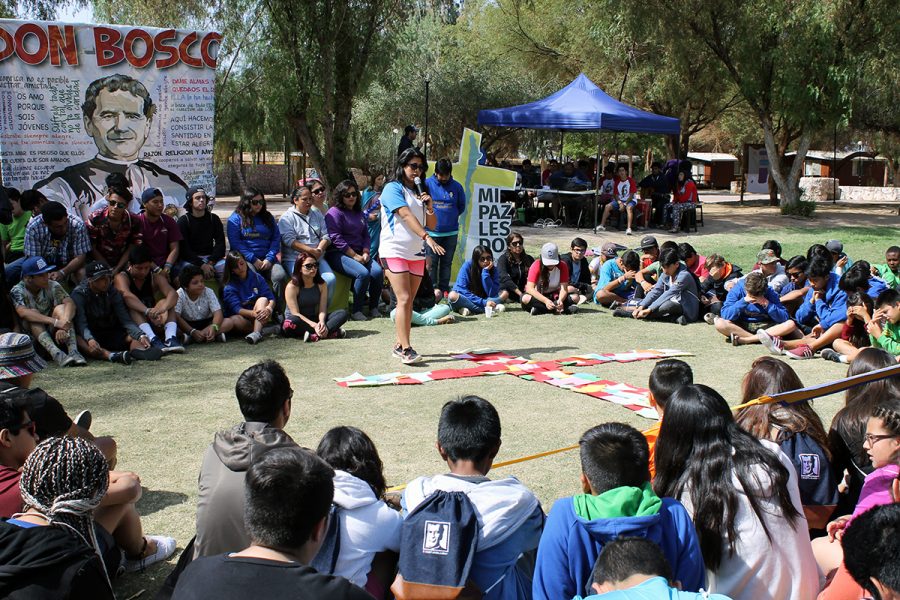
[0,211,30,253]
[874,264,900,290]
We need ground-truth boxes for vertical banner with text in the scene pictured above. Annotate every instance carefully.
[0,20,220,217]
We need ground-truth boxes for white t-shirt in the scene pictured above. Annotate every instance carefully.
[175,287,221,322]
[378,181,426,261]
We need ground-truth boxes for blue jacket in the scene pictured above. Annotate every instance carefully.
[222,270,274,316]
[720,279,790,324]
[794,273,847,329]
[867,276,889,300]
[639,265,700,322]
[227,212,280,264]
[425,175,466,235]
[453,260,501,308]
[532,496,705,600]
[573,576,732,600]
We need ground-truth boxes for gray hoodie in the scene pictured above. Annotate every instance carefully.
[193,422,297,558]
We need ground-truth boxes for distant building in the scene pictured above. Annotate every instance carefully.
[785,150,889,187]
[687,152,740,189]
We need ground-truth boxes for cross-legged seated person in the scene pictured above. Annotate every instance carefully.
[699,254,743,317]
[175,265,237,344]
[221,251,279,345]
[115,244,184,354]
[779,256,811,317]
[282,252,348,342]
[10,257,86,366]
[620,248,700,324]
[21,200,89,287]
[522,243,577,315]
[389,270,454,327]
[561,237,593,304]
[757,256,848,360]
[714,271,790,346]
[71,261,159,365]
[594,249,641,307]
[448,245,509,316]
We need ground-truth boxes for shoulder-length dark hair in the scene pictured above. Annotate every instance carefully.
[735,357,831,460]
[332,179,361,212]
[290,251,325,287]
[237,187,276,229]
[654,384,800,571]
[392,147,428,185]
[845,292,875,348]
[316,426,387,498]
[222,250,245,287]
[466,245,491,298]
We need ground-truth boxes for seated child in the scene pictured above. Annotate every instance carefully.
[532,422,705,600]
[389,270,455,326]
[617,248,700,324]
[282,252,348,342]
[561,237,593,304]
[699,254,743,317]
[401,396,544,600]
[714,271,790,346]
[872,245,899,289]
[840,261,888,300]
[821,292,873,364]
[646,359,694,479]
[826,240,851,275]
[867,288,900,357]
[175,265,235,344]
[449,245,509,316]
[221,250,280,345]
[572,537,732,600]
[780,256,811,317]
[594,250,640,307]
[522,243,577,315]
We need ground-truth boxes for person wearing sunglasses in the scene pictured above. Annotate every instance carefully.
[777,255,810,317]
[448,245,507,316]
[279,183,336,303]
[226,187,287,304]
[325,179,383,322]
[378,148,445,364]
[0,392,37,519]
[497,232,534,303]
[86,179,142,275]
[282,251,348,342]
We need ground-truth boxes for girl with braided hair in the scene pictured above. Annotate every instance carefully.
[0,436,115,599]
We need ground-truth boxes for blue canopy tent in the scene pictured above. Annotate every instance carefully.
[478,73,680,228]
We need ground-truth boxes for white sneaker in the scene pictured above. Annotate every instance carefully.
[459,308,472,317]
[595,225,606,232]
[625,228,633,235]
[494,304,506,313]
[704,312,716,325]
[124,535,177,573]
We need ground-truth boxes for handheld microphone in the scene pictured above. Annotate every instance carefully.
[414,176,425,196]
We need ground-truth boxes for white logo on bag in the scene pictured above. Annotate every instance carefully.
[799,454,820,479]
[422,520,450,555]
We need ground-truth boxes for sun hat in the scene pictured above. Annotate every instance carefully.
[601,242,627,259]
[757,249,780,265]
[0,333,46,380]
[20,256,57,277]
[540,242,560,266]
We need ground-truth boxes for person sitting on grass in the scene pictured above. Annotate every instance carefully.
[561,237,593,304]
[713,271,790,346]
[594,249,641,308]
[402,396,544,600]
[194,360,298,559]
[175,265,233,345]
[533,422,705,600]
[734,357,839,531]
[779,256,811,317]
[867,288,900,357]
[316,426,403,598]
[21,200,90,288]
[135,188,182,276]
[522,242,577,315]
[654,385,820,600]
[840,260,889,301]
[222,250,279,345]
[646,359,694,479]
[176,186,227,281]
[821,292,874,364]
[872,245,899,290]
[175,447,371,600]
[618,248,699,324]
[226,188,286,302]
[842,504,900,600]
[72,261,160,365]
[282,252,348,342]
[115,244,184,354]
[86,181,142,275]
[572,537,732,600]
[826,239,851,276]
[634,240,678,300]
[448,245,508,316]
[389,270,455,327]
[678,243,708,282]
[757,256,848,360]
[0,391,38,519]
[10,256,86,366]
[744,248,789,294]
[699,254,744,318]
[497,232,534,303]
[588,242,627,288]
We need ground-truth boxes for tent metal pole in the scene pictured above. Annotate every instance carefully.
[559,131,565,161]
[594,133,602,230]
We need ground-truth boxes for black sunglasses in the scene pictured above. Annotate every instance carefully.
[251,199,264,206]
[509,241,523,247]
[301,263,318,270]
[406,162,425,171]
[788,271,804,279]
[342,191,359,198]
[312,188,325,195]
[110,201,127,209]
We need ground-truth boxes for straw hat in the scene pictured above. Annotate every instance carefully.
[0,333,46,380]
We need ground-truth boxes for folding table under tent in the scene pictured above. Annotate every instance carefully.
[477,73,681,229]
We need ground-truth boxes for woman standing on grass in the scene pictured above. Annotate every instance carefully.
[283,251,348,342]
[378,148,443,364]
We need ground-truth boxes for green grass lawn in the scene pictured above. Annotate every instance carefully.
[33,210,897,598]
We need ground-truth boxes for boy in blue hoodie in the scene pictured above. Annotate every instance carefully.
[573,537,731,600]
[401,396,544,600]
[532,422,704,600]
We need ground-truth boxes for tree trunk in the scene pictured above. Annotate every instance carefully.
[761,120,811,208]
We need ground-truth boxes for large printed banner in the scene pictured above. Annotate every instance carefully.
[0,20,220,217]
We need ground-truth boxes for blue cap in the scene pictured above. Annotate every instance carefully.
[140,188,162,205]
[21,256,57,277]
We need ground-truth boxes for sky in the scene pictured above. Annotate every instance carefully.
[55,2,96,24]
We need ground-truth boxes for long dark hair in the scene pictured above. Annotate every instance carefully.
[290,252,324,287]
[735,357,831,460]
[845,292,875,348]
[654,384,800,570]
[466,245,491,298]
[831,348,900,467]
[238,187,276,229]
[222,250,245,287]
[505,232,524,262]
[333,179,362,213]
[393,147,428,186]
[316,426,387,498]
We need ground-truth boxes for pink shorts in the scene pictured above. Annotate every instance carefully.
[381,257,425,276]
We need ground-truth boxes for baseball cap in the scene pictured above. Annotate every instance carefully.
[540,242,560,266]
[640,236,659,250]
[21,256,57,277]
[140,188,163,205]
[184,186,208,208]
[601,242,627,259]
[757,249,779,265]
[404,124,418,134]
[85,261,113,281]
[0,332,46,380]
[825,239,843,254]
